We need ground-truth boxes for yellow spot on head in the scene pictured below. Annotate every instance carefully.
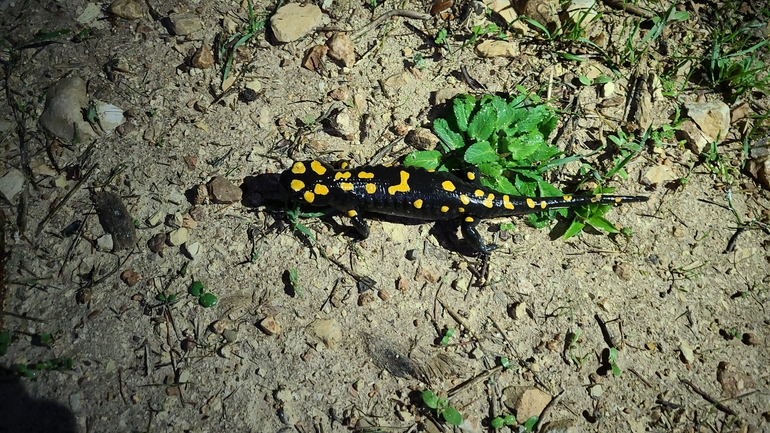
[503,195,514,210]
[387,171,410,195]
[365,183,376,194]
[357,171,375,179]
[347,210,357,217]
[314,184,329,195]
[303,191,315,203]
[442,180,455,192]
[474,189,484,197]
[440,205,449,213]
[540,201,547,209]
[526,198,536,208]
[334,171,351,180]
[482,193,495,208]
[458,207,465,213]
[290,179,305,191]
[464,216,474,222]
[310,160,327,175]
[460,195,470,205]
[413,199,423,209]
[467,171,476,181]
[291,162,306,174]
[563,195,573,201]
[340,182,354,191]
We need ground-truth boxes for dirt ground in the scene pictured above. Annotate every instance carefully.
[0,0,768,432]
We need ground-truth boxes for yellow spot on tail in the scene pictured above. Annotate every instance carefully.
[290,179,305,191]
[464,216,474,222]
[314,184,329,195]
[474,189,484,197]
[413,199,423,209]
[291,162,306,174]
[483,193,495,208]
[467,171,476,181]
[526,198,536,208]
[615,197,622,203]
[460,195,470,205]
[440,206,449,213]
[303,191,315,203]
[357,171,375,179]
[387,171,410,195]
[442,180,456,192]
[365,183,377,194]
[458,207,465,213]
[310,160,327,175]
[335,171,351,180]
[347,210,357,217]
[540,201,547,209]
[503,195,514,210]
[340,182,353,191]
[563,195,573,201]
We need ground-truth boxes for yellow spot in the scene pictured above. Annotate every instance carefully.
[347,210,357,217]
[442,180,456,192]
[291,162,306,174]
[340,161,349,169]
[503,195,514,210]
[357,171,375,179]
[413,199,423,209]
[540,201,547,209]
[310,160,327,175]
[314,184,329,195]
[615,197,622,203]
[340,182,354,191]
[303,191,315,203]
[387,171,410,195]
[458,207,465,213]
[467,171,476,181]
[526,198,536,208]
[290,179,305,191]
[334,171,352,180]
[440,206,449,213]
[460,195,470,205]
[427,169,435,172]
[474,189,484,197]
[483,193,494,208]
[365,183,377,194]
[563,195,573,201]
[464,216,474,222]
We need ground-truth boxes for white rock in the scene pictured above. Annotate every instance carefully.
[184,242,202,260]
[94,100,125,134]
[485,0,517,24]
[684,101,730,144]
[97,234,114,251]
[270,3,323,43]
[0,169,24,201]
[168,227,189,246]
[39,77,98,141]
[475,40,518,58]
[77,3,104,25]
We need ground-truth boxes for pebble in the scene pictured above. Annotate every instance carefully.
[503,386,552,421]
[679,100,730,154]
[396,277,409,292]
[0,169,24,201]
[332,109,357,139]
[120,269,140,287]
[191,45,214,69]
[717,361,755,398]
[679,341,695,364]
[270,3,323,43]
[509,301,528,320]
[327,33,355,67]
[211,319,233,334]
[168,227,189,246]
[94,100,125,134]
[108,0,144,20]
[302,45,327,72]
[742,332,762,346]
[475,40,518,58]
[311,318,341,349]
[259,316,281,336]
[69,392,81,412]
[485,0,518,24]
[643,165,677,185]
[193,184,208,205]
[168,12,202,36]
[589,384,603,399]
[746,157,770,191]
[183,241,202,260]
[405,249,420,261]
[39,76,97,141]
[406,128,439,150]
[613,261,633,281]
[147,233,166,253]
[223,329,237,343]
[415,266,440,283]
[358,292,376,306]
[518,0,560,30]
[381,71,410,91]
[207,176,242,204]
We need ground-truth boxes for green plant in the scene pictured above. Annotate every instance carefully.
[288,268,304,297]
[10,357,74,378]
[434,28,448,46]
[412,53,426,70]
[421,389,463,426]
[188,281,218,308]
[705,24,769,102]
[439,327,455,345]
[491,414,516,429]
[220,0,267,82]
[607,347,621,377]
[615,5,689,67]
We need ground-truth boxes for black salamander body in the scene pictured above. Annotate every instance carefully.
[280,160,648,253]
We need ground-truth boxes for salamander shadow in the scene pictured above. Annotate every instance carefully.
[0,370,77,433]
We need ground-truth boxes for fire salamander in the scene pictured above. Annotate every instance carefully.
[280,160,648,253]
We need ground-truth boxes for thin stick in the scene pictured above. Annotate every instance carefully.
[353,10,432,39]
[680,379,737,416]
[36,162,98,235]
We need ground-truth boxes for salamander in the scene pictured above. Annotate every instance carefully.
[279,160,648,253]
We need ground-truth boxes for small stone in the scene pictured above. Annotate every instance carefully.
[405,249,420,261]
[302,45,327,72]
[168,227,189,246]
[381,71,410,91]
[191,46,215,69]
[93,100,125,134]
[0,169,25,201]
[181,213,197,229]
[147,233,166,253]
[509,301,528,320]
[406,128,439,150]
[97,235,114,251]
[168,13,202,36]
[415,266,440,283]
[589,384,603,399]
[684,100,730,145]
[518,0,561,32]
[328,87,348,101]
[503,386,552,421]
[358,292,376,306]
[211,319,233,334]
[485,0,517,24]
[270,3,323,43]
[717,361,755,398]
[332,109,357,139]
[69,392,81,412]
[223,16,238,34]
[193,184,208,205]
[39,76,97,141]
[207,176,242,204]
[475,40,518,58]
[377,290,390,302]
[679,341,695,364]
[327,32,355,67]
[742,332,762,346]
[397,277,409,292]
[311,318,341,349]
[434,88,463,105]
[259,316,281,336]
[222,329,237,343]
[108,0,143,20]
[746,157,770,191]
[613,262,633,281]
[120,269,140,287]
[183,242,202,260]
[644,165,677,184]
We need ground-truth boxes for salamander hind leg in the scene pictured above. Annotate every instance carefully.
[345,209,370,239]
[461,217,497,254]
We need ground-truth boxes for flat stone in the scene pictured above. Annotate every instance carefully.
[259,316,281,336]
[717,361,755,398]
[485,0,517,24]
[676,119,710,154]
[207,176,242,204]
[191,45,214,69]
[39,76,98,141]
[108,0,143,20]
[684,100,730,144]
[311,318,341,349]
[94,100,125,134]
[120,269,141,287]
[168,227,188,246]
[518,0,560,32]
[746,157,770,190]
[475,40,518,58]
[503,386,552,421]
[0,169,24,201]
[168,13,202,36]
[679,341,695,364]
[270,3,323,43]
[183,241,202,260]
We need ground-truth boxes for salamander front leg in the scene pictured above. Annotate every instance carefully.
[461,217,497,254]
[346,209,370,239]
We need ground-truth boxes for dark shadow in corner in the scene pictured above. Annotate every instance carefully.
[0,369,77,433]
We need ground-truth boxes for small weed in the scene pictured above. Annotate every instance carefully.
[421,389,463,426]
[188,281,218,307]
[220,0,267,82]
[439,327,455,345]
[434,28,448,46]
[703,140,737,184]
[615,5,689,67]
[287,268,304,297]
[10,357,74,379]
[412,53,426,70]
[705,23,769,102]
[607,347,621,377]
[567,328,588,369]
[491,414,516,429]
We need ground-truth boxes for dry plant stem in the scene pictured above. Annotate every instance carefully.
[448,365,504,398]
[533,389,565,431]
[36,163,98,235]
[600,0,654,18]
[680,379,737,416]
[352,9,432,39]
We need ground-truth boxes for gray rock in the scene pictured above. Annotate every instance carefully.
[406,128,439,150]
[108,0,143,20]
[168,13,202,36]
[207,176,242,204]
[270,3,323,43]
[0,169,25,201]
[39,77,98,141]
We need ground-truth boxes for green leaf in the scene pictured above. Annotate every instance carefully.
[609,347,619,361]
[557,52,586,62]
[199,293,218,308]
[611,363,621,377]
[404,150,443,169]
[503,414,517,425]
[422,390,439,409]
[464,141,497,164]
[578,75,591,86]
[523,416,539,430]
[453,95,477,132]
[587,214,620,233]
[433,118,465,150]
[467,103,497,141]
[507,134,544,160]
[491,417,504,429]
[562,220,585,239]
[441,407,463,426]
[189,281,205,297]
[0,331,11,345]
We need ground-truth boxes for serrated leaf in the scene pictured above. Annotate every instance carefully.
[453,94,476,132]
[562,219,585,239]
[441,407,463,426]
[433,118,465,150]
[478,162,502,179]
[467,103,497,141]
[587,214,620,233]
[465,141,497,164]
[507,133,544,160]
[404,150,443,169]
